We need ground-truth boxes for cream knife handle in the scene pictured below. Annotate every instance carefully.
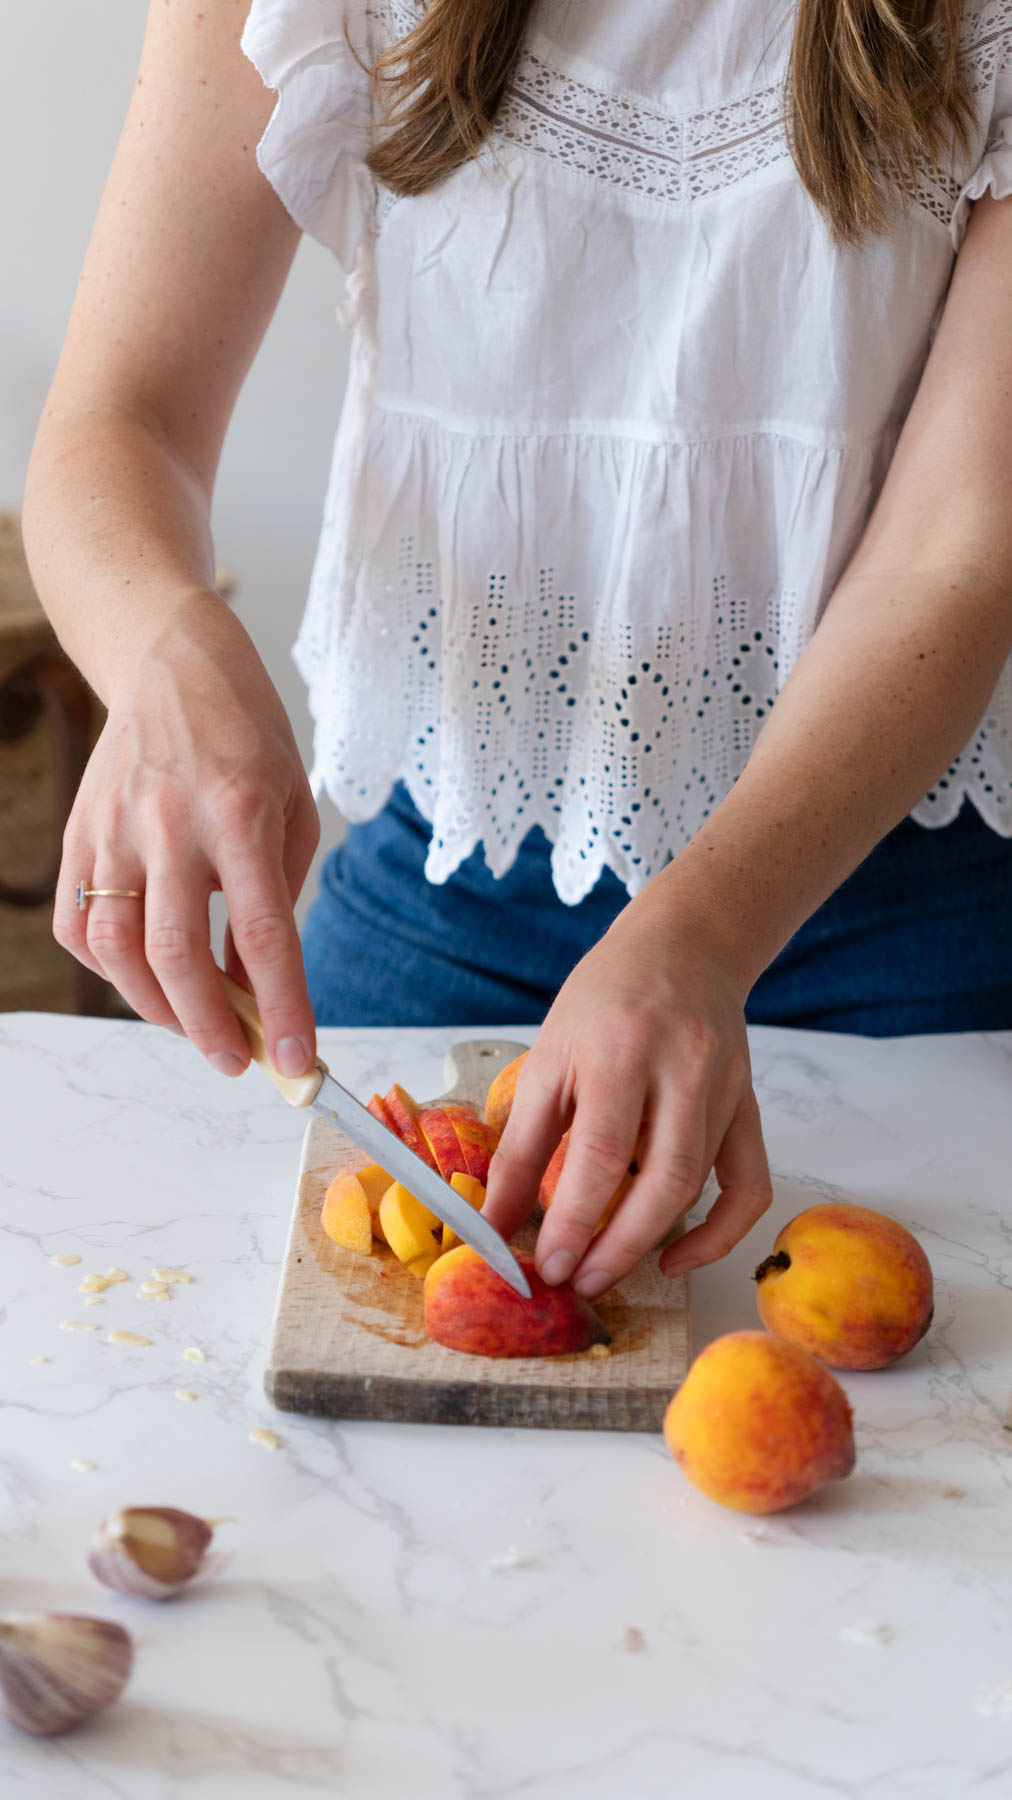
[218,969,325,1108]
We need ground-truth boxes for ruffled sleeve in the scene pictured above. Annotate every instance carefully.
[240,0,379,273]
[948,3,1012,254]
[949,116,1012,253]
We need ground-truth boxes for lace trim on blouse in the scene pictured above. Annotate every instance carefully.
[370,0,1012,233]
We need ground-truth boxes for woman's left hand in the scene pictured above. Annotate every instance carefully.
[480,892,774,1296]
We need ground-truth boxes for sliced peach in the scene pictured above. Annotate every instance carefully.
[442,1104,501,1183]
[423,1245,610,1357]
[367,1093,396,1133]
[381,1083,439,1171]
[538,1129,634,1235]
[441,1171,486,1252]
[407,1253,440,1280]
[379,1181,441,1274]
[352,1163,395,1242]
[416,1107,470,1181]
[483,1052,528,1135]
[321,1171,373,1256]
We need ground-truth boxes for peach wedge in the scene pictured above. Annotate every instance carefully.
[321,1169,374,1256]
[440,1104,500,1184]
[441,1171,486,1253]
[378,1182,441,1278]
[381,1084,439,1171]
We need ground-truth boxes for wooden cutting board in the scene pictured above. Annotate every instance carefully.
[264,1039,692,1431]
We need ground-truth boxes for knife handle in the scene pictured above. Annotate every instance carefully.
[218,968,326,1108]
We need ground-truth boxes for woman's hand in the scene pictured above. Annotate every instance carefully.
[53,598,321,1078]
[481,890,773,1294]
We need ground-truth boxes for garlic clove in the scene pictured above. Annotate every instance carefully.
[0,1613,133,1736]
[88,1506,215,1600]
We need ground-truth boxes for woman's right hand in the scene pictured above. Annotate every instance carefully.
[53,598,321,1079]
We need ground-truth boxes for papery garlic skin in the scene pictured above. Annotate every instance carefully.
[88,1507,214,1600]
[0,1613,133,1736]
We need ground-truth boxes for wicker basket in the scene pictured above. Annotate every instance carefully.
[0,510,111,1013]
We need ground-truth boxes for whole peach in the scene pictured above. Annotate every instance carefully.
[753,1202,933,1370]
[483,1053,528,1136]
[663,1330,855,1513]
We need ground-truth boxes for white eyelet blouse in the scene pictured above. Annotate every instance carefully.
[241,0,1012,904]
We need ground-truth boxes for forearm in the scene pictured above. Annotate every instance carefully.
[22,403,236,704]
[636,561,1012,994]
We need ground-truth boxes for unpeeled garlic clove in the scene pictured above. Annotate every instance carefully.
[88,1506,215,1600]
[0,1613,133,1736]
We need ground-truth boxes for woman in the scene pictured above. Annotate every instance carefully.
[23,0,1012,1301]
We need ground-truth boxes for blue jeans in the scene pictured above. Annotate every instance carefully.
[302,782,1012,1033]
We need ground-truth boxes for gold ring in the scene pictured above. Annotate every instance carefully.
[75,881,144,910]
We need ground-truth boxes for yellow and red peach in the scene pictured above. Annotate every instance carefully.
[483,1052,528,1135]
[381,1084,439,1171]
[663,1330,856,1513]
[441,1104,501,1184]
[367,1093,397,1134]
[753,1202,934,1370]
[423,1245,610,1357]
[538,1128,635,1235]
[416,1106,471,1181]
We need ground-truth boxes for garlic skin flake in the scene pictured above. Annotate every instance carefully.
[0,1613,133,1736]
[89,1507,215,1600]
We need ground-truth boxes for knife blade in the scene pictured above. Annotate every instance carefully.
[218,969,532,1299]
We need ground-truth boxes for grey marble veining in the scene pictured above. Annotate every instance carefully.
[1,1013,1011,1798]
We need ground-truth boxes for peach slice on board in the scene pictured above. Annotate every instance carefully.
[441,1171,486,1253]
[353,1163,395,1242]
[441,1104,500,1184]
[382,1084,440,1171]
[423,1245,611,1357]
[321,1171,374,1256]
[366,1093,397,1133]
[379,1182,441,1278]
[416,1108,470,1181]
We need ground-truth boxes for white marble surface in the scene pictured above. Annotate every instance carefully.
[1,1012,1011,1799]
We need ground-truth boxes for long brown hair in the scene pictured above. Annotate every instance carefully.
[357,0,979,248]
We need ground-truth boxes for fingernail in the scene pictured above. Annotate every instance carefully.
[572,1265,614,1299]
[276,1036,311,1077]
[209,1051,244,1077]
[540,1249,576,1285]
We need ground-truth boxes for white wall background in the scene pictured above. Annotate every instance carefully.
[1,1,351,931]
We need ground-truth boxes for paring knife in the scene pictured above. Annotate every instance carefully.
[219,970,532,1300]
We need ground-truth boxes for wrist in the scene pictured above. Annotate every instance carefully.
[641,864,768,1000]
[103,587,258,704]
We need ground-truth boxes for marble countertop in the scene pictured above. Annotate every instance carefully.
[1,1012,1011,1800]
